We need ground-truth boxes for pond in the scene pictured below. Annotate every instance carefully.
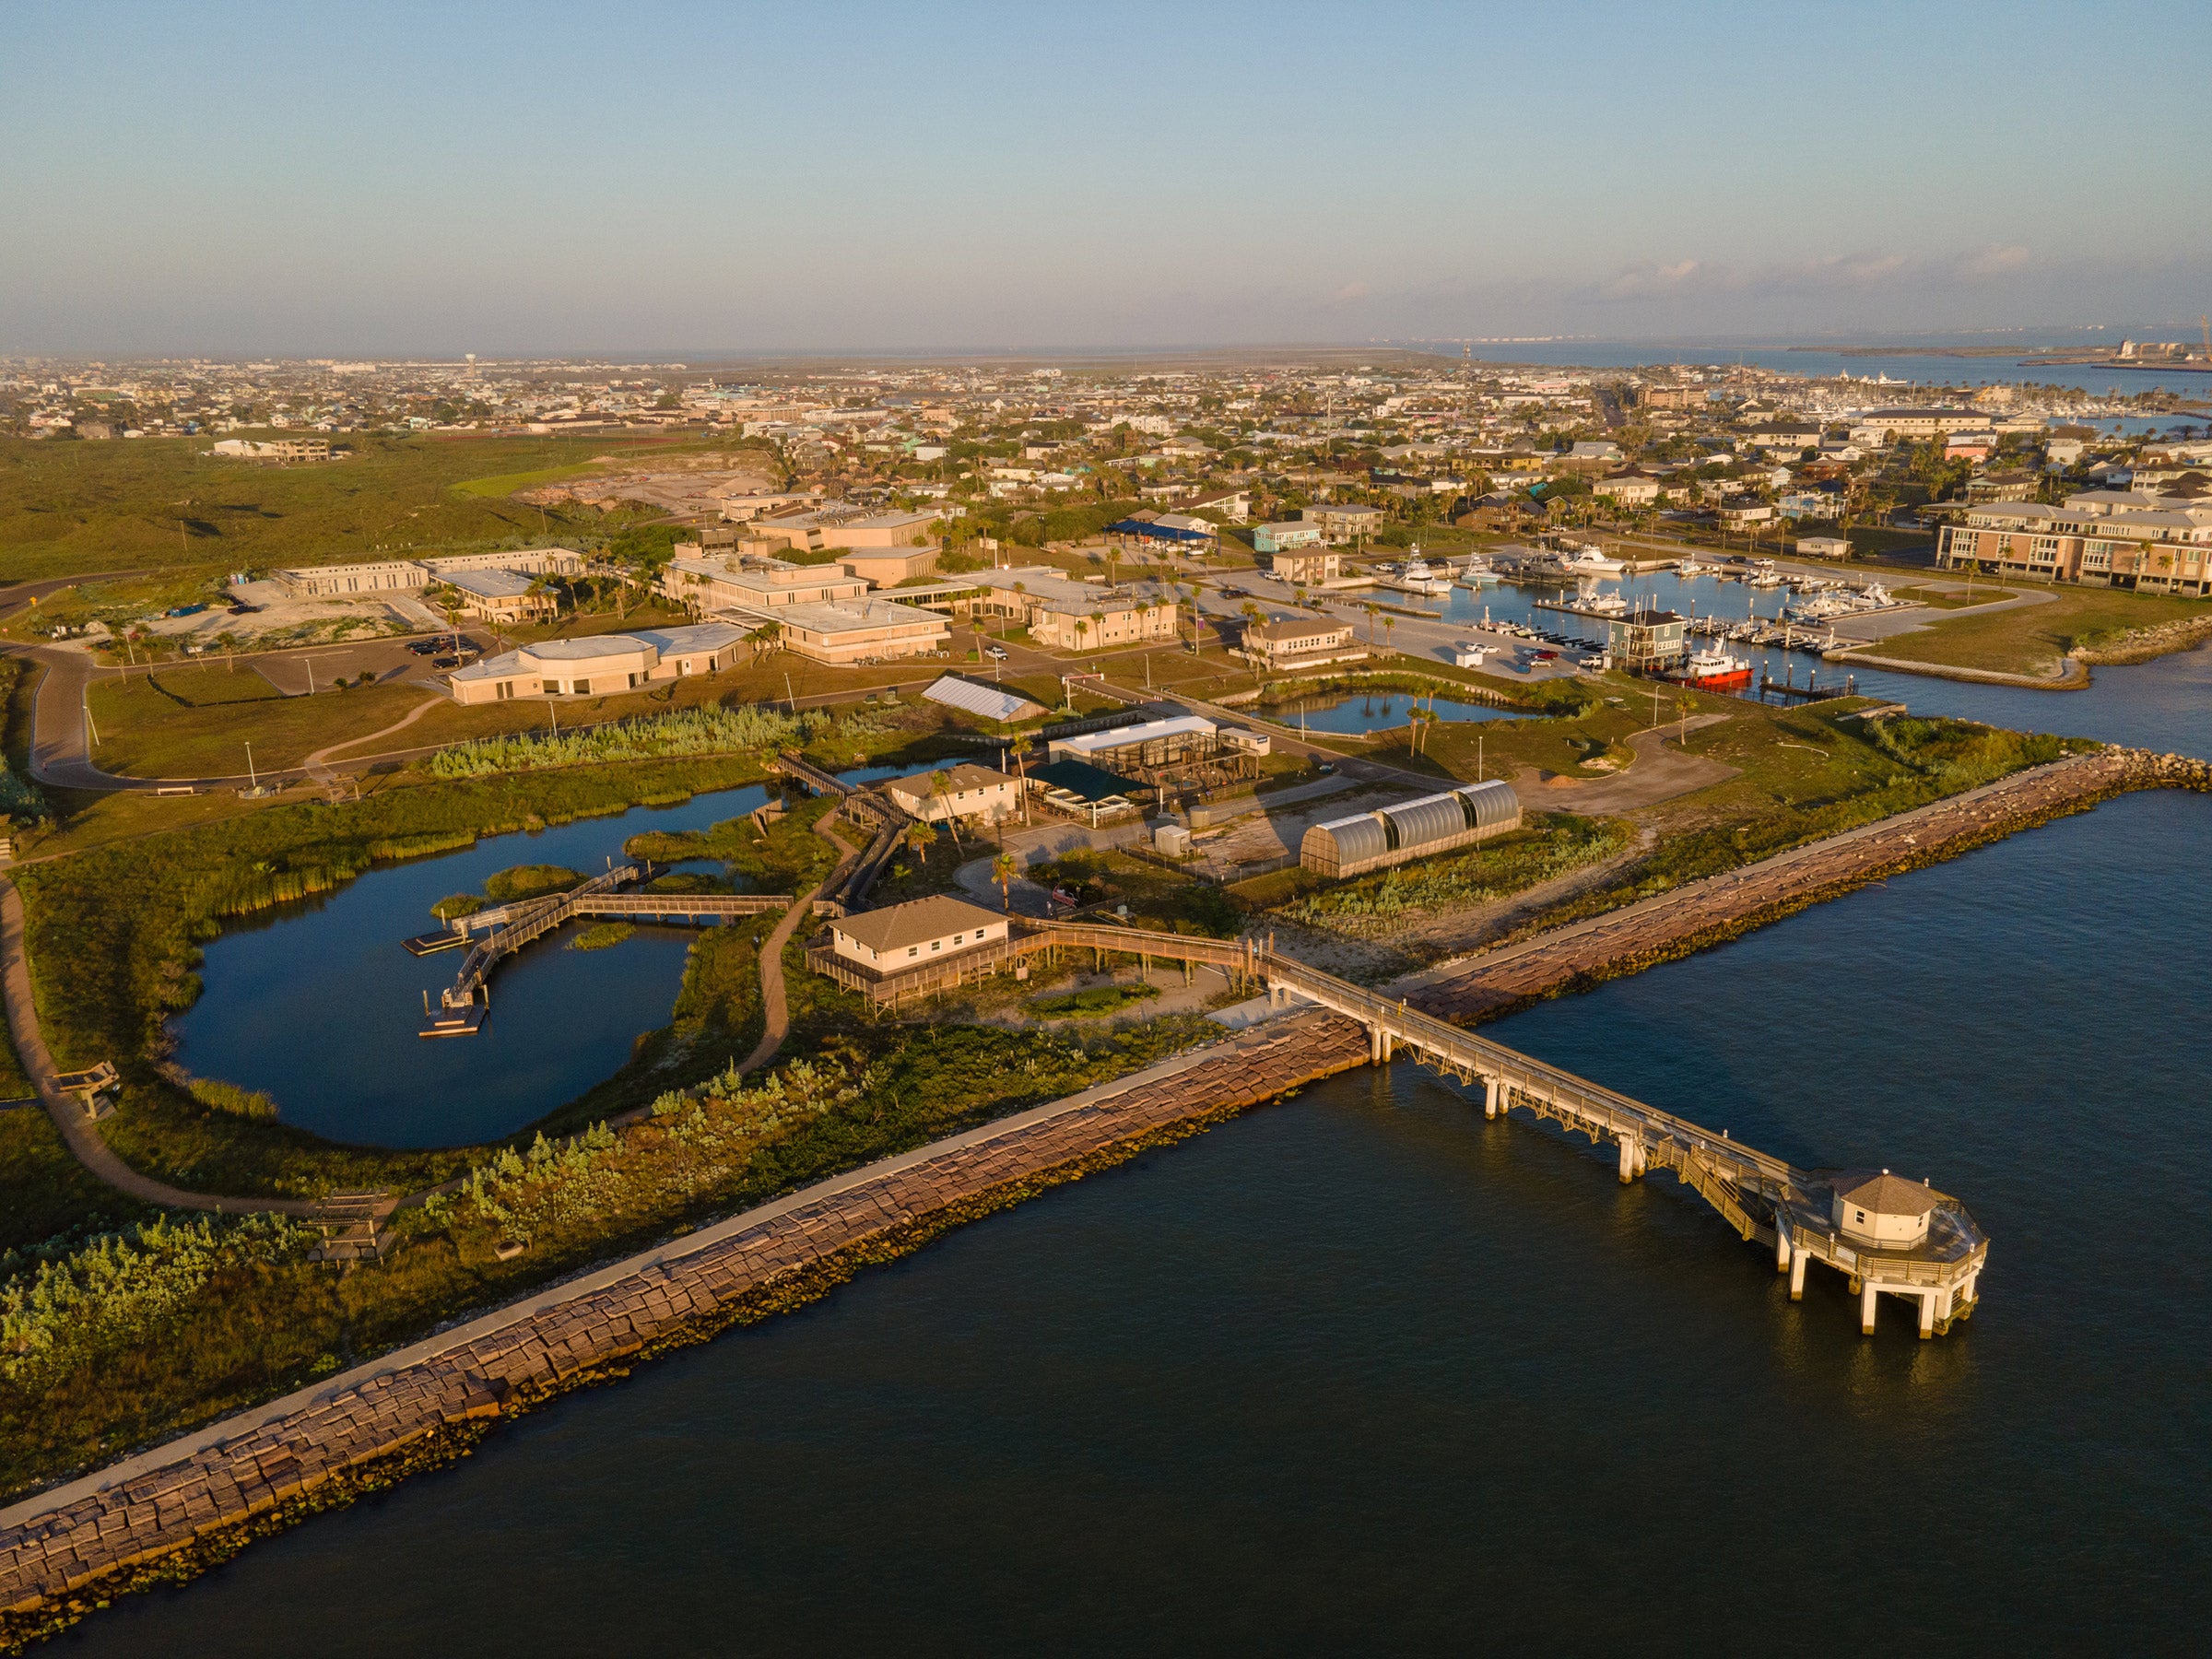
[171,761,923,1152]
[1264,690,1532,735]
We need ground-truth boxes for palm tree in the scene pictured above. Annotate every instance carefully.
[906,819,938,865]
[1382,614,1396,655]
[1363,601,1380,644]
[928,771,963,853]
[992,851,1018,912]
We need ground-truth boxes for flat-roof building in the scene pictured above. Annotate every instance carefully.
[445,621,745,704]
[1937,490,2212,594]
[962,566,1179,651]
[761,597,951,665]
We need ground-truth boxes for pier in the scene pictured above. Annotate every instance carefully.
[426,863,792,1034]
[830,917,1989,1338]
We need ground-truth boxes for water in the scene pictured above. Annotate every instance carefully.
[172,784,776,1148]
[1273,690,1528,735]
[65,653,2212,1650]
[1442,335,2212,409]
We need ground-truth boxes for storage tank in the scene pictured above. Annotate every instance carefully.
[1300,780,1522,878]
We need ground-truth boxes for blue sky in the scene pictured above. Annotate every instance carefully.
[6,0,2209,355]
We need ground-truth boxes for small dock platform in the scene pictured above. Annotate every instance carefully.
[401,931,465,956]
[1759,668,1855,702]
[419,1003,486,1039]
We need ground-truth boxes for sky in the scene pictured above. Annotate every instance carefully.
[5,0,2211,357]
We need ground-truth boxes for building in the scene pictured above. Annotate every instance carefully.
[660,555,869,614]
[1778,489,1841,520]
[838,547,940,587]
[1936,491,2212,594]
[1253,519,1324,553]
[441,568,558,624]
[1833,1171,1936,1250]
[212,437,333,464]
[1593,472,1662,507]
[445,622,745,704]
[1966,470,2040,504]
[1301,502,1385,545]
[1606,608,1688,670]
[1256,543,1340,584]
[1301,781,1521,878]
[829,894,1009,973]
[962,567,1178,651]
[1796,535,1851,559]
[1717,501,1776,528]
[1047,714,1217,774]
[272,547,582,600]
[1237,615,1364,671]
[1850,407,1988,443]
[764,598,951,664]
[880,763,1022,827]
[1174,487,1252,522]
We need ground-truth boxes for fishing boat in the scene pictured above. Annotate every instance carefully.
[1456,557,1499,586]
[1663,646,1754,693]
[1560,545,1627,576]
[1400,549,1453,595]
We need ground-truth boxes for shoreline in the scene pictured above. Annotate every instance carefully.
[4,747,2209,1645]
[1827,614,2212,691]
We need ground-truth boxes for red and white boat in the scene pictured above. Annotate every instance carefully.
[1664,647,1753,693]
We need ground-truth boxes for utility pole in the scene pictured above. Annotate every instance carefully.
[245,742,256,791]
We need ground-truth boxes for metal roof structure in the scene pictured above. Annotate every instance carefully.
[1027,759,1134,803]
[922,674,1045,724]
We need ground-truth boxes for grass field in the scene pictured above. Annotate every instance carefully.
[1868,586,2212,675]
[0,431,691,582]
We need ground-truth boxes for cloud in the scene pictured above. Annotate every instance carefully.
[1593,245,2031,305]
[1328,280,1371,304]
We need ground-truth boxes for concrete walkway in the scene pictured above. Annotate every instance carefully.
[0,877,313,1217]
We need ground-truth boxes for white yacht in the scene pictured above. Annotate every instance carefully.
[1400,548,1454,595]
[1561,545,1627,576]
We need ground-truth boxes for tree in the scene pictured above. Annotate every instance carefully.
[992,851,1018,912]
[1363,601,1381,643]
[906,820,938,865]
[928,771,963,853]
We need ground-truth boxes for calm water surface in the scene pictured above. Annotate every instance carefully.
[72,653,2212,1652]
[1275,690,1528,735]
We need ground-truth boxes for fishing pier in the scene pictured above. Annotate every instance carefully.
[828,918,1989,1338]
[419,863,792,1036]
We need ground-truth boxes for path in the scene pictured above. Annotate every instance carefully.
[300,693,448,770]
[0,877,313,1217]
[1512,712,1737,813]
[727,818,853,1081]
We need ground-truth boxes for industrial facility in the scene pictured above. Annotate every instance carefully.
[1300,781,1523,878]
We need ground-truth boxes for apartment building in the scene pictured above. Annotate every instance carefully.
[1937,491,2212,594]
[961,566,1179,651]
[660,555,868,613]
[1302,503,1385,544]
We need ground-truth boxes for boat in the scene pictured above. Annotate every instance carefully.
[1663,647,1754,692]
[1400,548,1453,595]
[1560,545,1627,576]
[1456,557,1500,586]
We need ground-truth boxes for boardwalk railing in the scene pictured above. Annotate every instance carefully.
[816,915,1987,1336]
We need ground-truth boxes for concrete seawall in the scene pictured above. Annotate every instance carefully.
[0,1014,1369,1635]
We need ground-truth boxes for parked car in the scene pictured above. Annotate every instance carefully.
[985,645,1007,660]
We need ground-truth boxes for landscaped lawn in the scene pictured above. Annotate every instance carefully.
[1869,587,2212,675]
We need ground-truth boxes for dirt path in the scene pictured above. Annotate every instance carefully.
[728,819,853,1081]
[1510,712,1736,813]
[301,693,448,769]
[0,877,313,1217]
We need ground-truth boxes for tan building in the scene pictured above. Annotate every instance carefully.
[826,893,1010,974]
[963,566,1178,652]
[839,547,940,587]
[439,568,558,624]
[445,623,744,703]
[1238,615,1364,670]
[661,555,869,614]
[273,547,582,600]
[1938,490,2212,594]
[1302,503,1385,544]
[880,763,1022,826]
[1256,545,1341,584]
[766,598,950,665]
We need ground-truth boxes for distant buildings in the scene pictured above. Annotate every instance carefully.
[212,437,333,464]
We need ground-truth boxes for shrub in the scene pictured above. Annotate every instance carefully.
[185,1077,278,1120]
